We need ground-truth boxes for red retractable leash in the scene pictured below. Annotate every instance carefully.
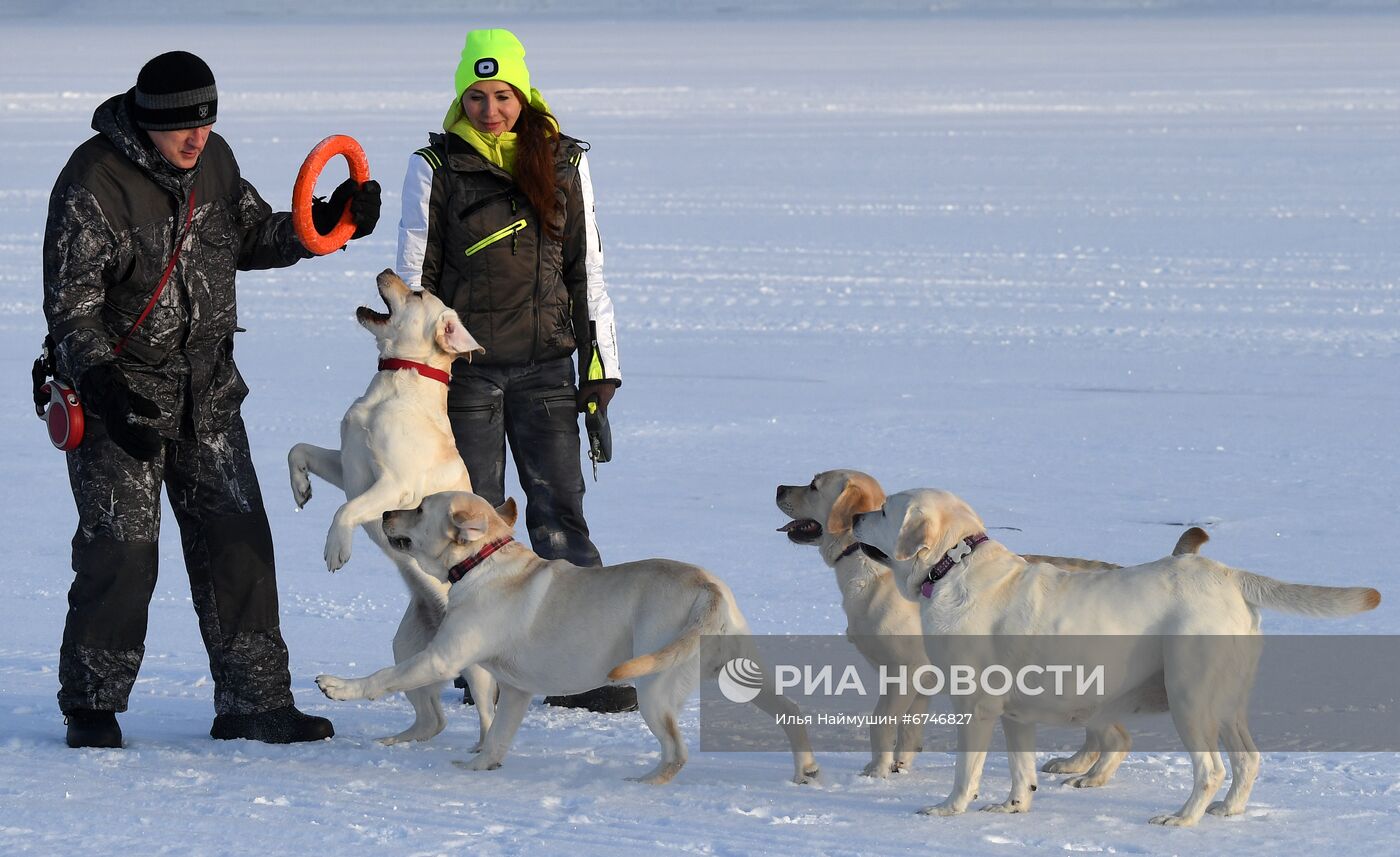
[36,191,196,451]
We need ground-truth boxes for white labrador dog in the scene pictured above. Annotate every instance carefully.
[776,469,1206,785]
[851,487,1380,826]
[316,490,822,786]
[288,269,497,746]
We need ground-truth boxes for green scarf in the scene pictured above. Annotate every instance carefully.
[443,88,555,176]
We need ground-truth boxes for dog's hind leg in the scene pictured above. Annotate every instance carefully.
[457,683,532,772]
[288,443,343,508]
[461,663,496,752]
[629,672,690,785]
[1041,730,1100,775]
[378,599,449,745]
[1208,713,1259,817]
[1064,722,1130,788]
[982,718,1038,813]
[921,704,996,816]
[727,641,819,784]
[1150,713,1224,826]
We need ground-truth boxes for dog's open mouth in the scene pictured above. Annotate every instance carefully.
[778,519,823,544]
[356,305,390,325]
[357,287,394,325]
[386,535,412,552]
[858,543,890,562]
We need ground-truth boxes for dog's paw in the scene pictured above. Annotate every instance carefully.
[316,674,363,701]
[981,798,1030,814]
[454,754,503,772]
[377,723,445,746]
[1041,756,1092,774]
[861,759,893,778]
[1149,814,1198,827]
[324,528,354,572]
[290,470,313,509]
[1206,800,1243,817]
[793,765,820,785]
[1064,774,1109,789]
[917,802,965,817]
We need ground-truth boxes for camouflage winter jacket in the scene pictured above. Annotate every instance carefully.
[42,92,311,437]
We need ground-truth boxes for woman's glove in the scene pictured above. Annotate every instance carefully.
[577,381,617,413]
[80,363,162,461]
[312,179,381,239]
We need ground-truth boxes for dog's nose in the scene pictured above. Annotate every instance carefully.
[382,511,396,524]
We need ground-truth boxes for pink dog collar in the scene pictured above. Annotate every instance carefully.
[920,533,989,598]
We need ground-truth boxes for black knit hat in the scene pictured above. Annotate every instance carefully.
[131,51,217,131]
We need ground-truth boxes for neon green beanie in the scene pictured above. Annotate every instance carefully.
[454,29,530,101]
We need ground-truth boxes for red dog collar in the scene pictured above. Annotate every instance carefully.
[447,537,514,584]
[378,358,450,385]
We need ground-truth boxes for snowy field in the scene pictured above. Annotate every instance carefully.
[2,8,1398,856]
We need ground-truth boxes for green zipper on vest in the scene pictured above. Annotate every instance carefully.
[465,219,528,257]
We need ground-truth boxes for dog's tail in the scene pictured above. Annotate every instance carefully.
[1234,569,1380,618]
[607,582,725,682]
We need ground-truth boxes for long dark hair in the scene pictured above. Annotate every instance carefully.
[510,87,562,241]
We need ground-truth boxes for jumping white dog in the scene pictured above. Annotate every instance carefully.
[316,490,822,786]
[851,487,1380,826]
[288,269,496,746]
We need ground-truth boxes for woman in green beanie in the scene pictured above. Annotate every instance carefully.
[395,28,630,712]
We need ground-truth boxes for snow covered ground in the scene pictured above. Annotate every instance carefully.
[2,9,1398,856]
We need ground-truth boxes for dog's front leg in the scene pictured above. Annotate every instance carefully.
[317,647,462,702]
[920,709,995,817]
[324,477,416,571]
[862,689,899,778]
[455,683,532,772]
[318,622,484,702]
[981,718,1037,813]
[893,688,930,773]
[288,443,343,508]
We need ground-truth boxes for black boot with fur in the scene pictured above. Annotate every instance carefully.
[545,685,638,713]
[65,710,123,749]
[210,705,334,743]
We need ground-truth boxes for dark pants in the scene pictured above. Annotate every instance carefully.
[447,357,601,567]
[58,413,294,716]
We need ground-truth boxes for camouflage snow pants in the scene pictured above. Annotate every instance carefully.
[58,412,295,717]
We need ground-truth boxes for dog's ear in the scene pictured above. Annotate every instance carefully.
[495,497,518,527]
[893,509,938,562]
[826,478,884,535]
[450,508,490,545]
[436,311,484,357]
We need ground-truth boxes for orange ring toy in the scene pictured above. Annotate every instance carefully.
[292,135,370,255]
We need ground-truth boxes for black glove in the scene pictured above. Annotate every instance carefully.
[80,363,162,461]
[311,179,381,239]
[577,381,617,413]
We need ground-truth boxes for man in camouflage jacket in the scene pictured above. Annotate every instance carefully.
[42,51,380,748]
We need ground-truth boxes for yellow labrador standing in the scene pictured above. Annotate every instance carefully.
[288,269,497,746]
[317,491,822,786]
[851,487,1380,826]
[776,469,1206,785]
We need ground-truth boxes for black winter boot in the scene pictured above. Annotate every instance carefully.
[545,685,638,713]
[210,705,333,743]
[65,710,123,749]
